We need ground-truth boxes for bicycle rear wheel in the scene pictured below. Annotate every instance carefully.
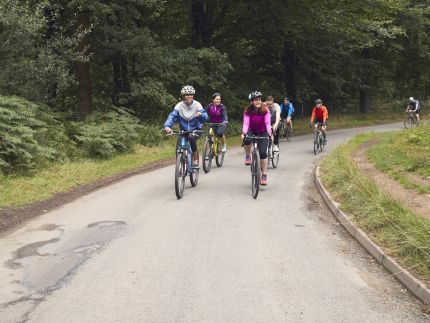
[251,149,260,199]
[175,154,186,199]
[319,137,324,152]
[202,138,212,173]
[215,140,224,167]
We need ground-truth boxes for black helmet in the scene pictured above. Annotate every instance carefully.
[315,99,322,105]
[249,91,263,100]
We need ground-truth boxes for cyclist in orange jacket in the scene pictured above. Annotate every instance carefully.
[309,99,328,144]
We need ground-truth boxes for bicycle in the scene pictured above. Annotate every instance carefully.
[167,130,205,199]
[268,129,279,168]
[312,122,326,155]
[404,111,419,128]
[243,134,269,199]
[202,123,225,173]
[285,120,293,140]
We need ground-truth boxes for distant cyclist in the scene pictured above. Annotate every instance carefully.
[242,91,273,185]
[164,85,208,168]
[280,96,295,134]
[309,99,328,145]
[205,92,228,152]
[406,97,421,124]
[266,95,281,152]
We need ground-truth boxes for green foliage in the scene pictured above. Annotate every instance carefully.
[72,107,141,158]
[0,96,71,173]
[139,124,167,147]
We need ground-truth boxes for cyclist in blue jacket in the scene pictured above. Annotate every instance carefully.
[164,85,208,168]
[280,97,295,135]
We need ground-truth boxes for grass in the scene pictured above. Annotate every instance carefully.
[366,123,430,194]
[0,113,406,209]
[320,133,430,283]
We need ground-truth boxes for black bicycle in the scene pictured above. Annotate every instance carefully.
[202,123,225,173]
[243,134,269,199]
[313,122,326,155]
[167,130,205,199]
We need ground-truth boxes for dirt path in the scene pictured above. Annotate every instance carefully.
[351,141,430,219]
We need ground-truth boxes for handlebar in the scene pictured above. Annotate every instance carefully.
[165,130,205,137]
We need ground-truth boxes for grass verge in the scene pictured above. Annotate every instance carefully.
[366,123,430,194]
[0,113,407,210]
[320,133,430,283]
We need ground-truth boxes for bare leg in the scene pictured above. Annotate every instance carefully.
[192,151,199,165]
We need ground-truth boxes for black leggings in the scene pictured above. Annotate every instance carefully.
[243,132,269,160]
[176,133,201,153]
[212,124,226,138]
[273,126,280,145]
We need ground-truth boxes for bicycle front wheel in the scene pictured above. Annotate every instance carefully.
[202,138,212,173]
[271,145,279,168]
[175,154,186,199]
[313,133,319,155]
[405,117,413,129]
[251,149,260,199]
[215,140,224,167]
[190,167,199,187]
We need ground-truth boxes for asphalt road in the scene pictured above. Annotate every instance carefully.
[0,123,428,322]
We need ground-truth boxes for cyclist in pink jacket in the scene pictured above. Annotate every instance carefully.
[241,91,273,185]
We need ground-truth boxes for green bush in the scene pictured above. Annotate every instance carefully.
[139,123,166,147]
[0,95,71,173]
[73,107,141,158]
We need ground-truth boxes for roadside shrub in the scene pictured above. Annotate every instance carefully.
[139,123,166,147]
[0,95,70,174]
[73,107,141,158]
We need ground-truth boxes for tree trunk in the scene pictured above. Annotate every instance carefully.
[111,56,130,105]
[359,88,368,113]
[76,11,92,120]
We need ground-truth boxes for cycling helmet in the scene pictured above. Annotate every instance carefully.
[181,85,196,96]
[315,99,322,105]
[409,97,414,101]
[212,92,221,99]
[249,91,263,100]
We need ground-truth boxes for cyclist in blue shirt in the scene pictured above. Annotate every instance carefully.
[164,85,208,168]
[280,97,294,135]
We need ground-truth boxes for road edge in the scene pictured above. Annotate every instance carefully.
[314,164,430,305]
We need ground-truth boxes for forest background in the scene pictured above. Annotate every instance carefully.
[1,0,429,174]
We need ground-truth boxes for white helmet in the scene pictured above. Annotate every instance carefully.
[181,85,196,96]
[409,97,414,101]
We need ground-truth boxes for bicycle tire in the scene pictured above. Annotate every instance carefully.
[319,137,324,152]
[251,149,260,199]
[405,117,413,129]
[271,146,279,168]
[202,138,212,173]
[175,154,186,199]
[190,167,199,187]
[215,140,224,167]
[313,132,319,155]
[285,123,290,141]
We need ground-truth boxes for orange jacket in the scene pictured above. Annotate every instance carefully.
[310,105,328,123]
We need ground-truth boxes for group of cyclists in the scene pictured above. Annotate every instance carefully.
[163,85,421,191]
[163,85,330,187]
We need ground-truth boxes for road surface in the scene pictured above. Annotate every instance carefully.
[0,123,427,322]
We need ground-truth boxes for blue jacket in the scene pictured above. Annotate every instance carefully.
[164,101,208,131]
[280,102,295,117]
